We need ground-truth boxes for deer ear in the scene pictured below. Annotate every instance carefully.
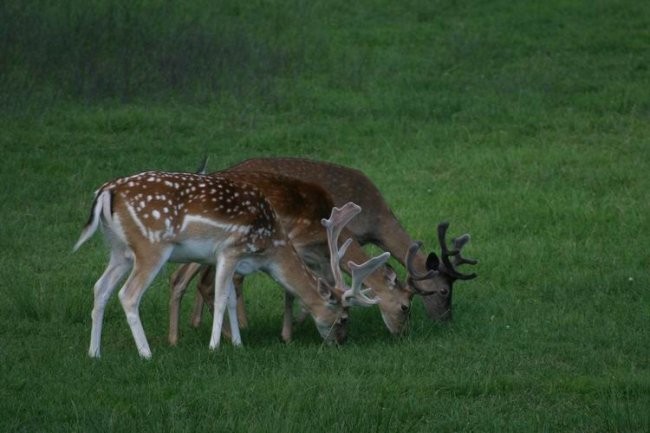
[317,279,338,304]
[383,264,397,287]
[426,253,440,271]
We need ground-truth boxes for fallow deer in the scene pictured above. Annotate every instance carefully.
[226,158,478,321]
[168,171,413,344]
[73,170,384,358]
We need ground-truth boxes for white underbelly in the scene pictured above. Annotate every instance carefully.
[168,239,218,263]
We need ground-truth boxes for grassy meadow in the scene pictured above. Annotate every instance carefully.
[1,0,649,431]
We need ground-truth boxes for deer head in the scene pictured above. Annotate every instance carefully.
[405,222,478,321]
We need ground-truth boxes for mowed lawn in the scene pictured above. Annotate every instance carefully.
[0,1,648,432]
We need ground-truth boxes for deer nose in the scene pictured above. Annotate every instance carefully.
[401,304,410,312]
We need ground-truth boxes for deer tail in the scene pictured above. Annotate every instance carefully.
[73,189,112,252]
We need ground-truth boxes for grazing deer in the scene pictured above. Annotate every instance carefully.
[73,170,382,358]
[226,158,478,321]
[168,171,413,344]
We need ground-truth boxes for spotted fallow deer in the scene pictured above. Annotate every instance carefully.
[73,170,384,358]
[168,171,413,345]
[226,158,478,321]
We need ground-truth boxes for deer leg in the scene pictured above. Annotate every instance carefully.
[226,280,242,346]
[190,289,205,328]
[89,250,132,358]
[193,265,215,328]
[169,262,203,345]
[196,267,247,341]
[208,256,238,350]
[233,274,247,328]
[281,291,294,343]
[118,249,171,359]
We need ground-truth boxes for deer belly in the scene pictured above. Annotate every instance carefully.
[235,257,262,275]
[168,239,218,263]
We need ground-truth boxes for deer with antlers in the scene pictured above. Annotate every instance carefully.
[73,170,386,358]
[168,171,413,344]
[170,158,477,343]
[227,158,478,321]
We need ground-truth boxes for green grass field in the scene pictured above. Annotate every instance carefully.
[1,0,648,431]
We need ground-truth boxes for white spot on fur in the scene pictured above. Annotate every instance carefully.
[126,203,150,240]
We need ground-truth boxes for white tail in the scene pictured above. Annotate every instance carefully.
[73,190,111,252]
[75,170,350,359]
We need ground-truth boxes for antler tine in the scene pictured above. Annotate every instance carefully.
[437,222,477,281]
[321,202,362,293]
[345,252,391,307]
[406,241,437,281]
[451,234,479,267]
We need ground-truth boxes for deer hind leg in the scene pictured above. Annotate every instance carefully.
[168,262,204,345]
[118,248,171,359]
[89,250,132,358]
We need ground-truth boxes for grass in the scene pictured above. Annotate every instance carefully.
[1,0,649,431]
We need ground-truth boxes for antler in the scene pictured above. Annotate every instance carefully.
[437,222,477,280]
[322,202,390,307]
[406,222,478,287]
[406,241,436,281]
[450,234,479,267]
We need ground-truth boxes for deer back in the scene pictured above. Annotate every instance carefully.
[94,171,282,258]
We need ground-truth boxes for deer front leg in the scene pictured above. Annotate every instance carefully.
[169,262,204,345]
[190,289,205,328]
[226,280,242,346]
[209,255,239,350]
[281,291,294,343]
[233,274,248,328]
[192,265,214,328]
[195,267,248,341]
